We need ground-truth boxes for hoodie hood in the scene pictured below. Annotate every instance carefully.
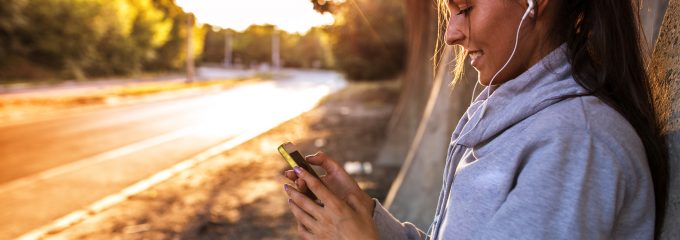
[454,44,589,148]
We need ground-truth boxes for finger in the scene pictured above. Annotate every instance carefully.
[288,198,318,234]
[297,222,314,240]
[285,184,323,220]
[295,178,308,193]
[305,151,341,173]
[284,170,298,181]
[294,166,339,208]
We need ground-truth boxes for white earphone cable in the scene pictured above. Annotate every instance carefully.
[486,1,534,98]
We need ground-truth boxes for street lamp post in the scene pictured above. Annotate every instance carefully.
[224,30,233,68]
[186,13,195,83]
[272,28,281,71]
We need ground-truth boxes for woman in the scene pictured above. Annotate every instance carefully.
[283,0,668,239]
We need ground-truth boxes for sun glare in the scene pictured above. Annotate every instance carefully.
[175,0,335,33]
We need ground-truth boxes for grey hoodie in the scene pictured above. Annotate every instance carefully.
[372,46,655,239]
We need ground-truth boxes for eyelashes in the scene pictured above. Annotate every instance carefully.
[456,6,473,16]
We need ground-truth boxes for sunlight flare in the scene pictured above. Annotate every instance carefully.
[175,0,335,33]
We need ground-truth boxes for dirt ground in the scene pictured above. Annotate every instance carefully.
[43,80,401,239]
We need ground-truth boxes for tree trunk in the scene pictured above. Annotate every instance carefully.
[648,0,680,238]
[384,48,476,229]
[377,0,477,229]
[375,0,436,167]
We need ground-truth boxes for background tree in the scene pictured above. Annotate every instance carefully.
[288,27,333,68]
[200,25,332,69]
[280,31,303,68]
[312,0,406,80]
[200,26,233,64]
[234,25,275,67]
[0,0,204,81]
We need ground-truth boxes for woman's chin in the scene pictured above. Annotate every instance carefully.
[477,72,509,86]
[477,77,492,86]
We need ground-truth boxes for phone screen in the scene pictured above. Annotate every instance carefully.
[278,142,321,200]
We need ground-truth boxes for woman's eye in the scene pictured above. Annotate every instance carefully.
[456,6,473,16]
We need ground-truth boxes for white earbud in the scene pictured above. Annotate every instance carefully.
[528,0,536,17]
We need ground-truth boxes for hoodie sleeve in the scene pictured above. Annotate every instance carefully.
[372,199,427,240]
[474,127,654,240]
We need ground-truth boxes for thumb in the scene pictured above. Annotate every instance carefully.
[305,151,341,173]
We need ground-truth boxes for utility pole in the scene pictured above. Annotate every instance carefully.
[186,13,195,83]
[224,30,233,68]
[272,28,281,71]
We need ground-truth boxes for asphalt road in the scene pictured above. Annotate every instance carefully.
[0,70,346,239]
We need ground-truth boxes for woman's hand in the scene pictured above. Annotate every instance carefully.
[283,152,374,216]
[284,166,378,240]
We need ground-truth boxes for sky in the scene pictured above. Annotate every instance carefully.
[175,0,335,33]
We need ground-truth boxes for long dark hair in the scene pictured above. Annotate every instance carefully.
[437,0,669,237]
[550,0,668,237]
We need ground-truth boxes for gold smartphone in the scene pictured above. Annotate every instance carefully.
[278,142,322,200]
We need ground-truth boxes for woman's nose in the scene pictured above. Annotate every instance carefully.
[445,17,465,45]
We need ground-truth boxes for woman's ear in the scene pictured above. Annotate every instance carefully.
[533,0,551,18]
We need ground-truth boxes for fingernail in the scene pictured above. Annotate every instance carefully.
[288,198,292,204]
[284,184,289,192]
[293,166,302,174]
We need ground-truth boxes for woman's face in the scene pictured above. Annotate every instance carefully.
[446,0,542,86]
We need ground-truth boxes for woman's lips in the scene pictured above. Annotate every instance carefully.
[469,50,483,68]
